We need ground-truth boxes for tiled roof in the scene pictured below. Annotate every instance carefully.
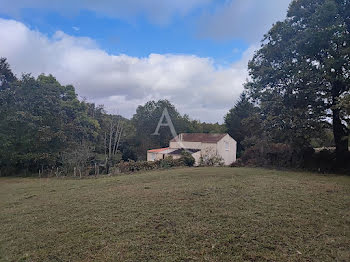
[147,148,169,153]
[170,133,227,143]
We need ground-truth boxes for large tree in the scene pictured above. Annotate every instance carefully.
[225,93,257,154]
[0,61,100,174]
[0,58,16,90]
[131,100,184,159]
[246,0,350,160]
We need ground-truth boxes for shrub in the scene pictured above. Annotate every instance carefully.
[200,154,224,167]
[159,156,183,169]
[304,149,350,173]
[240,141,311,168]
[179,152,195,167]
[230,159,243,167]
[116,157,185,174]
[241,141,350,173]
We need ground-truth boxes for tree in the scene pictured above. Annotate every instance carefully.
[131,100,184,160]
[0,65,100,174]
[340,94,350,127]
[224,93,257,154]
[246,0,350,161]
[0,58,16,90]
[131,99,226,160]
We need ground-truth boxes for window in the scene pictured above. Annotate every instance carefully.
[225,141,229,151]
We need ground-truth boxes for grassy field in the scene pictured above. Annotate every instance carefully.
[0,168,349,262]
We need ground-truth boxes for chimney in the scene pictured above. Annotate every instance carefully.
[179,133,183,141]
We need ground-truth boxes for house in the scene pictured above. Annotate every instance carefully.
[147,133,237,166]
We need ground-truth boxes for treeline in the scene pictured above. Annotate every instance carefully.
[0,58,225,176]
[225,0,350,172]
[1,0,349,175]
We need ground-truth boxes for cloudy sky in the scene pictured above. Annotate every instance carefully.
[0,0,291,122]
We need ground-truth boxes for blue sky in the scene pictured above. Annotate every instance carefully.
[2,6,249,62]
[0,0,291,122]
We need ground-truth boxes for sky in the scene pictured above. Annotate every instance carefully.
[0,0,291,122]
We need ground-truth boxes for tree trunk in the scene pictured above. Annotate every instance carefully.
[104,132,107,158]
[332,107,349,161]
[108,123,114,158]
[112,121,120,155]
[331,80,349,164]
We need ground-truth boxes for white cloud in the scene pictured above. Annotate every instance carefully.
[0,0,212,25]
[0,18,255,122]
[197,0,291,43]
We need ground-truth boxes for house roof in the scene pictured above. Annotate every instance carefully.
[168,148,200,155]
[170,133,228,143]
[147,148,169,153]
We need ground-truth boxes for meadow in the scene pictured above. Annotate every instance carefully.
[0,168,349,261]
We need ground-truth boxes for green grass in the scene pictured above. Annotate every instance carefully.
[0,168,349,261]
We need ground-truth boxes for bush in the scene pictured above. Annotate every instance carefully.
[200,154,224,167]
[117,160,158,173]
[241,141,350,173]
[159,156,183,169]
[303,149,350,173]
[179,152,195,167]
[240,141,316,168]
[230,159,243,167]
[116,157,185,174]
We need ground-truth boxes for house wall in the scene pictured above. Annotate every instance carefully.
[201,143,217,156]
[216,134,237,165]
[192,151,201,166]
[149,134,237,166]
[147,151,201,166]
[147,152,164,162]
[147,152,153,161]
[171,154,181,160]
[169,141,202,149]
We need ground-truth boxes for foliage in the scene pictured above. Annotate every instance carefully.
[131,100,181,160]
[304,149,350,173]
[0,58,16,90]
[241,142,304,168]
[0,58,230,175]
[60,142,95,176]
[131,99,225,160]
[200,155,224,167]
[225,93,258,154]
[0,58,139,176]
[241,141,350,173]
[180,151,195,167]
[246,0,350,162]
[340,93,350,126]
[0,69,100,174]
[116,157,185,173]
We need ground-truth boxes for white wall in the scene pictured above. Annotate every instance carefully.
[151,134,237,166]
[216,134,237,165]
[192,151,201,166]
[169,141,202,149]
[201,143,217,156]
[147,152,164,161]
